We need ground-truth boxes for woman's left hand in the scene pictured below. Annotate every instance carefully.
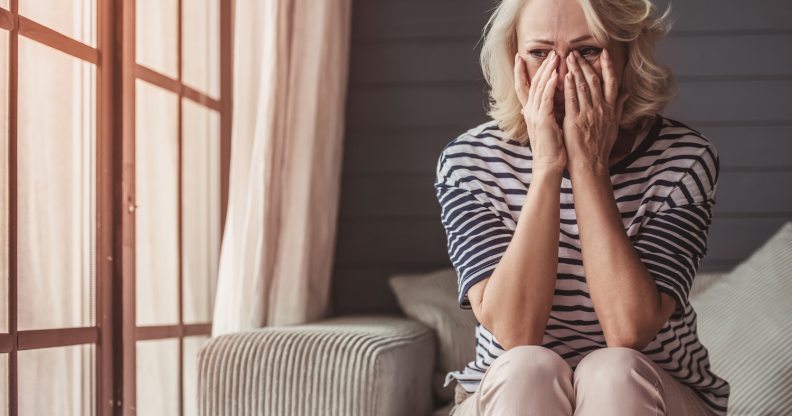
[562,48,630,172]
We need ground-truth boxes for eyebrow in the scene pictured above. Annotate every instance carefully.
[526,35,594,46]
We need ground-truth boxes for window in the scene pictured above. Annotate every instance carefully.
[0,0,232,414]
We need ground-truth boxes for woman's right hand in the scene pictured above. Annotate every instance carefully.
[514,50,567,174]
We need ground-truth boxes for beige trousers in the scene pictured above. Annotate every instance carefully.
[449,346,717,416]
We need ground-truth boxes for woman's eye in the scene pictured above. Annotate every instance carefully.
[528,49,549,59]
[579,47,603,58]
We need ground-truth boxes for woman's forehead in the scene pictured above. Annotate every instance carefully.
[522,34,596,47]
[517,0,591,39]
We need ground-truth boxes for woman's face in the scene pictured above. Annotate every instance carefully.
[516,0,627,122]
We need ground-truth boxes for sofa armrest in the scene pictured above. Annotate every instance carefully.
[198,315,436,416]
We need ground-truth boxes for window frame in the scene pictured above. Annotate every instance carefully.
[0,0,233,414]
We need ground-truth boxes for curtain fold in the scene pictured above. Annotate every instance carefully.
[211,0,352,336]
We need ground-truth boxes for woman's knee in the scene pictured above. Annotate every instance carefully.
[475,346,575,412]
[486,345,572,383]
[574,347,657,388]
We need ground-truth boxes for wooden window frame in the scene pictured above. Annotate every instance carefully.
[1,0,233,414]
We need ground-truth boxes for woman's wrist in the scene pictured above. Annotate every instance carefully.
[532,163,566,180]
[568,159,610,178]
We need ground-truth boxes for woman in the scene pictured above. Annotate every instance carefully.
[433,0,731,415]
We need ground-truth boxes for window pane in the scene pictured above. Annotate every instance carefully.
[135,80,179,326]
[183,336,209,416]
[137,338,179,415]
[182,0,219,98]
[19,0,97,47]
[136,0,177,78]
[18,344,95,416]
[0,30,9,333]
[182,99,220,323]
[18,38,96,330]
[0,353,7,416]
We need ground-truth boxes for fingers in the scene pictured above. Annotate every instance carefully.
[572,50,603,105]
[527,50,555,106]
[531,50,559,107]
[525,54,543,109]
[514,53,529,107]
[539,69,559,115]
[564,71,578,115]
[567,52,591,112]
[601,48,618,106]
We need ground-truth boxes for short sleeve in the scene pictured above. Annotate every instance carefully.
[434,176,514,310]
[631,146,719,320]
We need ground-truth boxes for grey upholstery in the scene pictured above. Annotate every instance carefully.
[198,315,436,416]
[691,222,792,415]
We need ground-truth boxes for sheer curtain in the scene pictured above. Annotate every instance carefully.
[134,0,221,414]
[14,1,96,415]
[211,0,352,336]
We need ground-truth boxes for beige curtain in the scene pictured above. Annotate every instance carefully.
[9,1,96,415]
[211,0,352,336]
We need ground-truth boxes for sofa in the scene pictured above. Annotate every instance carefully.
[198,221,792,415]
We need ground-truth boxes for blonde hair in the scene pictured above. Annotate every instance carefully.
[478,0,676,144]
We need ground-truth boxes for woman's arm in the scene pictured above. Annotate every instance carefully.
[562,49,676,350]
[568,164,677,350]
[468,166,564,350]
[468,49,567,350]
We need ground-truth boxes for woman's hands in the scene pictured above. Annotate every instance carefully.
[514,50,567,174]
[562,48,629,172]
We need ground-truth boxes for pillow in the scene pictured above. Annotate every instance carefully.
[691,220,792,415]
[688,271,728,300]
[388,267,478,406]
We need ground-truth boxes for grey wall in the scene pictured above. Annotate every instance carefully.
[330,0,792,316]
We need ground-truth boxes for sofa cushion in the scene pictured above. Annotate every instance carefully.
[691,221,792,415]
[689,270,728,299]
[388,268,478,405]
[198,315,436,416]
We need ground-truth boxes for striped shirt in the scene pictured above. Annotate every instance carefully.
[434,114,730,415]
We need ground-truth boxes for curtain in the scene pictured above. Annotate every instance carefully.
[133,0,221,413]
[12,1,96,414]
[211,0,352,336]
